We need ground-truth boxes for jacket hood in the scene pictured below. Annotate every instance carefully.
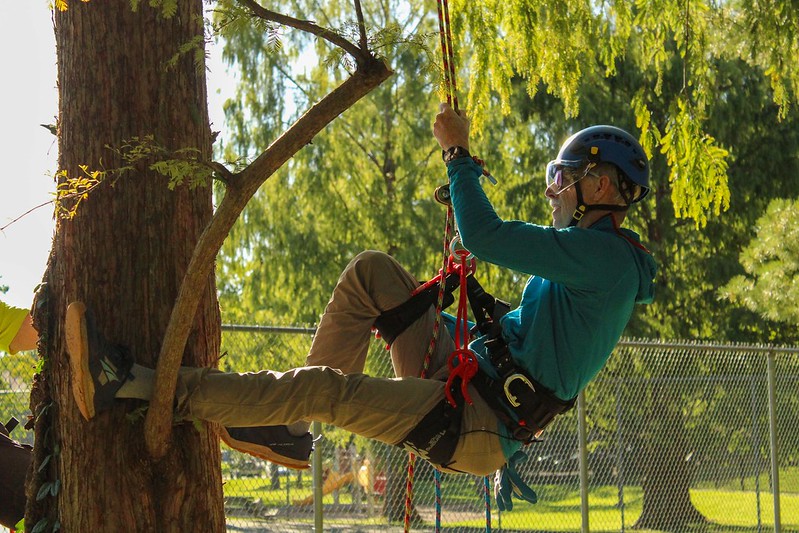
[618,227,657,304]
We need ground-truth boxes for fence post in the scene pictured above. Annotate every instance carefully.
[313,420,323,532]
[750,375,762,532]
[766,353,781,533]
[578,390,589,533]
[616,379,625,532]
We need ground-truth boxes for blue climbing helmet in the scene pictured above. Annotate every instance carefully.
[550,125,650,204]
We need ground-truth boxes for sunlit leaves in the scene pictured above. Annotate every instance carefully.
[457,0,598,124]
[54,166,103,220]
[130,0,178,18]
[736,0,799,120]
[454,0,799,227]
[52,0,89,11]
[108,135,213,189]
[660,98,730,227]
[213,1,282,49]
[165,35,207,74]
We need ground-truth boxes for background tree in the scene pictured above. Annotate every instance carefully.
[720,199,799,325]
[217,0,446,328]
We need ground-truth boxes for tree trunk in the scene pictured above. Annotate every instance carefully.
[633,382,706,531]
[28,2,224,531]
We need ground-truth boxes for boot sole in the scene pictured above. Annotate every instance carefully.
[219,427,310,470]
[65,302,95,420]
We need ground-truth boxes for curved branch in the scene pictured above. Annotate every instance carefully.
[238,0,364,61]
[144,56,393,458]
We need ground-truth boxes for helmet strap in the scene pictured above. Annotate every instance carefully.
[568,182,628,228]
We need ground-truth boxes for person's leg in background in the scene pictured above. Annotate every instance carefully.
[0,429,32,530]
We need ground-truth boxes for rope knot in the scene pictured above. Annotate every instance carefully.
[445,348,478,407]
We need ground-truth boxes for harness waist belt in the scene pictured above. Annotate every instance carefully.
[473,339,576,444]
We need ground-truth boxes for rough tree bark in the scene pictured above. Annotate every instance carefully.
[29,2,224,531]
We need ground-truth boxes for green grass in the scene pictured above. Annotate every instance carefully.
[222,477,799,532]
[455,485,799,532]
[223,476,363,507]
[697,467,799,493]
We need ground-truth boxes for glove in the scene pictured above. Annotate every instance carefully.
[494,450,537,511]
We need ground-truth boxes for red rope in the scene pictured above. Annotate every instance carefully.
[444,249,479,407]
[404,206,454,533]
[404,1,476,529]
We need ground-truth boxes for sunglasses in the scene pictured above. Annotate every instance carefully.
[545,160,600,193]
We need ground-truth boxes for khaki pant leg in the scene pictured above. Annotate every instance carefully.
[177,366,505,476]
[176,365,445,447]
[307,250,452,378]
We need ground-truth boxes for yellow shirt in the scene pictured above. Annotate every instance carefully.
[0,300,29,354]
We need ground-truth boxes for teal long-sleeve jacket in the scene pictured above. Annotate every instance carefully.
[446,157,657,459]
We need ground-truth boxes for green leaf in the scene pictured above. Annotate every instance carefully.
[36,482,54,501]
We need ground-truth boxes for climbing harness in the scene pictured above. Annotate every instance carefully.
[471,339,576,444]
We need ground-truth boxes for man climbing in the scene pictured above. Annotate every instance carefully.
[66,103,656,509]
[1,299,39,529]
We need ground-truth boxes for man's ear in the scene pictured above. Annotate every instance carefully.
[587,174,613,201]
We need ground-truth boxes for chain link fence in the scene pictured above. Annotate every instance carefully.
[2,331,798,532]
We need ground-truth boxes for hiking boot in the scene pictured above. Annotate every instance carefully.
[65,302,134,420]
[220,425,314,470]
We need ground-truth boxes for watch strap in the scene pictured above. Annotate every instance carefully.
[442,146,471,163]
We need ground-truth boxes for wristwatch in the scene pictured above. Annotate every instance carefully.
[442,145,471,163]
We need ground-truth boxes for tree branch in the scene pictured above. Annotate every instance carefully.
[238,0,365,61]
[353,0,369,52]
[144,56,392,459]
[203,160,235,184]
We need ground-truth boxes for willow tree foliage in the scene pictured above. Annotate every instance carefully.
[214,0,799,337]
[454,0,799,228]
[216,0,448,327]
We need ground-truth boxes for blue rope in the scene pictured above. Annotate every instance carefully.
[484,475,492,532]
[435,470,442,531]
